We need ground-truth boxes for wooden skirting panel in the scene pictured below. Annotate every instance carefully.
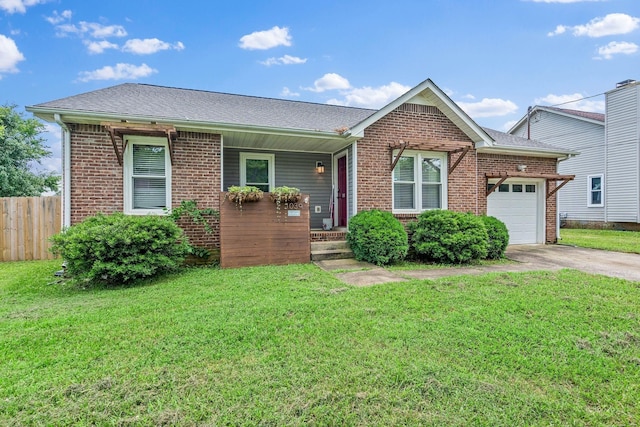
[219,193,310,268]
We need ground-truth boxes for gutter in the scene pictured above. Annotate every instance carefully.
[27,107,358,142]
[54,114,71,228]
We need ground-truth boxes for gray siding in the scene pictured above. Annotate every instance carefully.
[512,110,605,222]
[223,148,332,229]
[605,84,640,222]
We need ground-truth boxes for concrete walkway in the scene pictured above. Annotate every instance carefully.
[314,245,640,286]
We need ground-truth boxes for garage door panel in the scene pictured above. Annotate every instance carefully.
[487,182,540,245]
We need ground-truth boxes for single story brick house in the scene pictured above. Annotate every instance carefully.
[28,78,575,257]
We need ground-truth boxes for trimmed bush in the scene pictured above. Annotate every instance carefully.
[346,209,408,266]
[480,215,509,259]
[412,210,488,263]
[51,213,190,286]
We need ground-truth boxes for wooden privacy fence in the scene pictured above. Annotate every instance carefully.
[0,196,61,261]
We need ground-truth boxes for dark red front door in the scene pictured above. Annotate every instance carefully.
[337,156,347,227]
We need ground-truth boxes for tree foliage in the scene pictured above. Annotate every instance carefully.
[0,105,59,196]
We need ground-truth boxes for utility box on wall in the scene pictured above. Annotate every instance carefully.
[219,192,311,268]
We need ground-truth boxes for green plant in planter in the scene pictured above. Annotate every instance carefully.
[226,185,264,209]
[269,186,301,203]
[270,186,301,220]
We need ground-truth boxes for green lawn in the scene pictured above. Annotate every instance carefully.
[560,228,640,254]
[1,260,639,426]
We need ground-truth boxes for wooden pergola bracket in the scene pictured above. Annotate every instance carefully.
[102,122,178,166]
[448,146,470,175]
[106,126,123,166]
[485,172,575,198]
[390,141,409,171]
[486,177,508,196]
[546,177,573,199]
[389,138,473,172]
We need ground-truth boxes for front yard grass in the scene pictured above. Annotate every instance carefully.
[560,228,640,254]
[1,260,639,425]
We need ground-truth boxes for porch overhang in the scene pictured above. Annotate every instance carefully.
[485,172,575,198]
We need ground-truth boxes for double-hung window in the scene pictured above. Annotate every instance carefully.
[393,150,447,212]
[240,152,274,192]
[587,174,604,207]
[124,136,171,214]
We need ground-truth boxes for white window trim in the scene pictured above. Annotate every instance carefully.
[240,152,275,191]
[392,149,448,214]
[587,174,604,208]
[123,136,172,215]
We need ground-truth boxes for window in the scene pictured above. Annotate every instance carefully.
[512,184,523,193]
[498,184,509,192]
[124,136,171,214]
[588,174,604,207]
[526,184,536,193]
[393,150,447,212]
[240,153,274,192]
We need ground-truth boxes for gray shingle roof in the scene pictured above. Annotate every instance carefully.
[31,83,376,133]
[544,106,605,123]
[482,127,571,153]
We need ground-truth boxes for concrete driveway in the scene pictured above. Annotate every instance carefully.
[317,245,640,285]
[505,244,640,282]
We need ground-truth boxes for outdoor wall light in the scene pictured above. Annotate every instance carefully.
[316,161,325,174]
[517,164,528,172]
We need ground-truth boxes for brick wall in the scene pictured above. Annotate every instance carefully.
[357,103,560,244]
[69,124,221,249]
[357,103,475,212]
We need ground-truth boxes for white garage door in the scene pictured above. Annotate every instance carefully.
[487,181,541,245]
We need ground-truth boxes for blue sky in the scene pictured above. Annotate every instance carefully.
[1,0,639,174]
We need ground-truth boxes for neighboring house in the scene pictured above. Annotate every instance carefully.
[510,79,639,228]
[27,78,574,259]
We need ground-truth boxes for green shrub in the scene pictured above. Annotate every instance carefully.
[480,215,509,259]
[51,213,190,286]
[412,210,488,263]
[347,210,408,266]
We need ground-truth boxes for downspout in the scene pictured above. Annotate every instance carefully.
[54,114,71,228]
[556,154,574,241]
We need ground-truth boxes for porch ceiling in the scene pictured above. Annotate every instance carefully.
[221,129,353,153]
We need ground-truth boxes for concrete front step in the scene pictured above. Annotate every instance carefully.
[310,240,354,261]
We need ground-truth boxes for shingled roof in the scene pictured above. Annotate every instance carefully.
[482,127,574,154]
[544,106,605,123]
[30,83,376,133]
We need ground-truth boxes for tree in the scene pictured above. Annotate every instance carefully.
[0,105,59,196]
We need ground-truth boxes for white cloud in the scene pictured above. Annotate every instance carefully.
[280,87,300,97]
[261,54,307,66]
[549,13,640,37]
[77,63,157,82]
[596,41,638,59]
[0,0,45,14]
[462,93,476,100]
[122,38,185,54]
[0,34,25,76]
[535,93,605,112]
[45,10,72,25]
[239,26,292,50]
[458,98,519,118]
[84,40,118,54]
[305,73,351,93]
[327,82,411,109]
[501,120,518,132]
[56,21,127,38]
